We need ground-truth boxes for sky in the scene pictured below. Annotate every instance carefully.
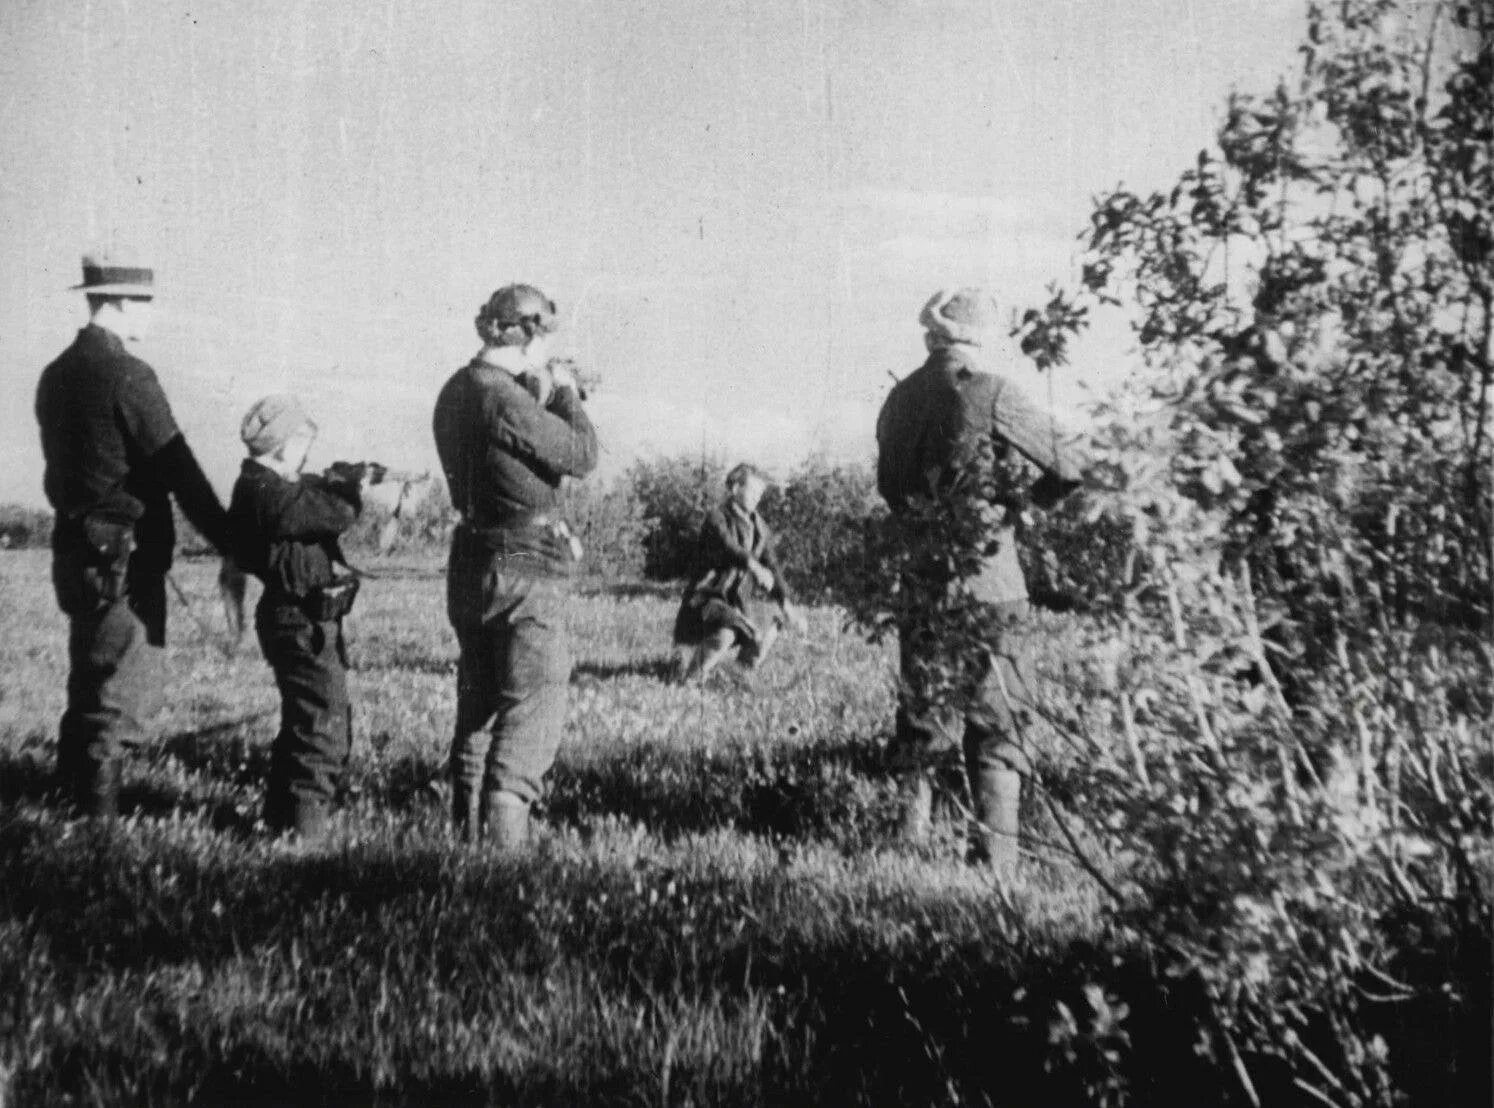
[0,0,1308,506]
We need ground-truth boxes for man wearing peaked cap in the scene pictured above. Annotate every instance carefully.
[876,286,1084,874]
[35,249,244,819]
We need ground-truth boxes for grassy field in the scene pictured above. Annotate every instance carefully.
[0,550,1175,1106]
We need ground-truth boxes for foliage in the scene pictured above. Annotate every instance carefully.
[560,479,649,579]
[0,504,51,550]
[1073,0,1493,650]
[843,4,1494,1104]
[759,457,882,604]
[627,455,728,580]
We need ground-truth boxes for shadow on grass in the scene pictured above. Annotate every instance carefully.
[544,733,919,847]
[348,648,457,676]
[576,579,679,601]
[571,655,677,683]
[0,745,259,835]
[0,811,1239,1107]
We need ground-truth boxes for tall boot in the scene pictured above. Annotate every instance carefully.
[969,765,1022,873]
[289,798,329,842]
[899,772,934,844]
[80,759,122,822]
[482,788,530,851]
[452,777,482,845]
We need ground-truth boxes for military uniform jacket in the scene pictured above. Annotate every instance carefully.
[433,360,598,575]
[433,361,598,526]
[36,323,229,569]
[227,460,360,602]
[875,344,1082,605]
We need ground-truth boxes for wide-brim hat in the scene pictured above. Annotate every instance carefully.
[70,253,154,298]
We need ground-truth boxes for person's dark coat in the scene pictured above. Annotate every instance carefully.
[673,501,791,646]
[875,343,1082,604]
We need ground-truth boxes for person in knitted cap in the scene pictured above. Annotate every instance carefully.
[875,286,1084,873]
[227,394,376,840]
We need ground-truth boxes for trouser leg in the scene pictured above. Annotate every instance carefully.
[58,596,161,817]
[485,575,570,809]
[964,618,1034,872]
[890,624,961,843]
[450,627,496,842]
[260,613,350,838]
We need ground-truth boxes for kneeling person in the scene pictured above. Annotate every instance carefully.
[228,395,370,840]
[673,463,804,681]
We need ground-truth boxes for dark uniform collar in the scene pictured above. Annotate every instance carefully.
[77,321,126,354]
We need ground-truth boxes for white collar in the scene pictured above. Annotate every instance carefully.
[475,345,529,376]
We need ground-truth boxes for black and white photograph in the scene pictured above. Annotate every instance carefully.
[1,0,1489,1103]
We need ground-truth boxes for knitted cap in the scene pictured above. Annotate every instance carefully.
[918,287,1002,347]
[240,394,315,455]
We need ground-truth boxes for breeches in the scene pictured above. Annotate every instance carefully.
[892,600,1036,778]
[448,551,571,803]
[256,605,352,815]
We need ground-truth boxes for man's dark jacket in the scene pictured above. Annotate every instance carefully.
[875,343,1082,604]
[35,323,229,570]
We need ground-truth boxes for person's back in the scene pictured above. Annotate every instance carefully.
[227,394,366,840]
[874,286,1083,871]
[434,359,597,532]
[435,283,598,849]
[878,341,1076,606]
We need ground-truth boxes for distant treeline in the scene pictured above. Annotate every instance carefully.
[0,459,1107,610]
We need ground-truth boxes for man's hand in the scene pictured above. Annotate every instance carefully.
[217,557,247,644]
[547,358,579,393]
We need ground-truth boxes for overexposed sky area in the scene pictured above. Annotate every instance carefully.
[1,0,1307,504]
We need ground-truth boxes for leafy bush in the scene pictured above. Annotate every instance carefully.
[560,479,649,579]
[765,457,882,604]
[844,4,1494,1103]
[627,455,727,580]
[0,505,51,550]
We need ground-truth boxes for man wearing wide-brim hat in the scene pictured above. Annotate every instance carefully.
[35,250,243,819]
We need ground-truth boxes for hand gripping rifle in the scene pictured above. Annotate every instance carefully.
[322,462,433,556]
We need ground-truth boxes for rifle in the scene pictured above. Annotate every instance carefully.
[322,462,429,488]
[323,463,433,555]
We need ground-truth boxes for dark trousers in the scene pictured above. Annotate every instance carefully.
[256,603,352,827]
[892,600,1035,779]
[52,546,167,786]
[447,548,571,805]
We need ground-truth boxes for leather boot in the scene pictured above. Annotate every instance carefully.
[289,799,329,842]
[482,789,530,850]
[899,772,934,844]
[452,778,482,844]
[968,765,1022,872]
[80,759,122,821]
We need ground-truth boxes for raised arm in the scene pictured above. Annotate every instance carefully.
[493,384,599,481]
[264,475,360,541]
[119,362,234,554]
